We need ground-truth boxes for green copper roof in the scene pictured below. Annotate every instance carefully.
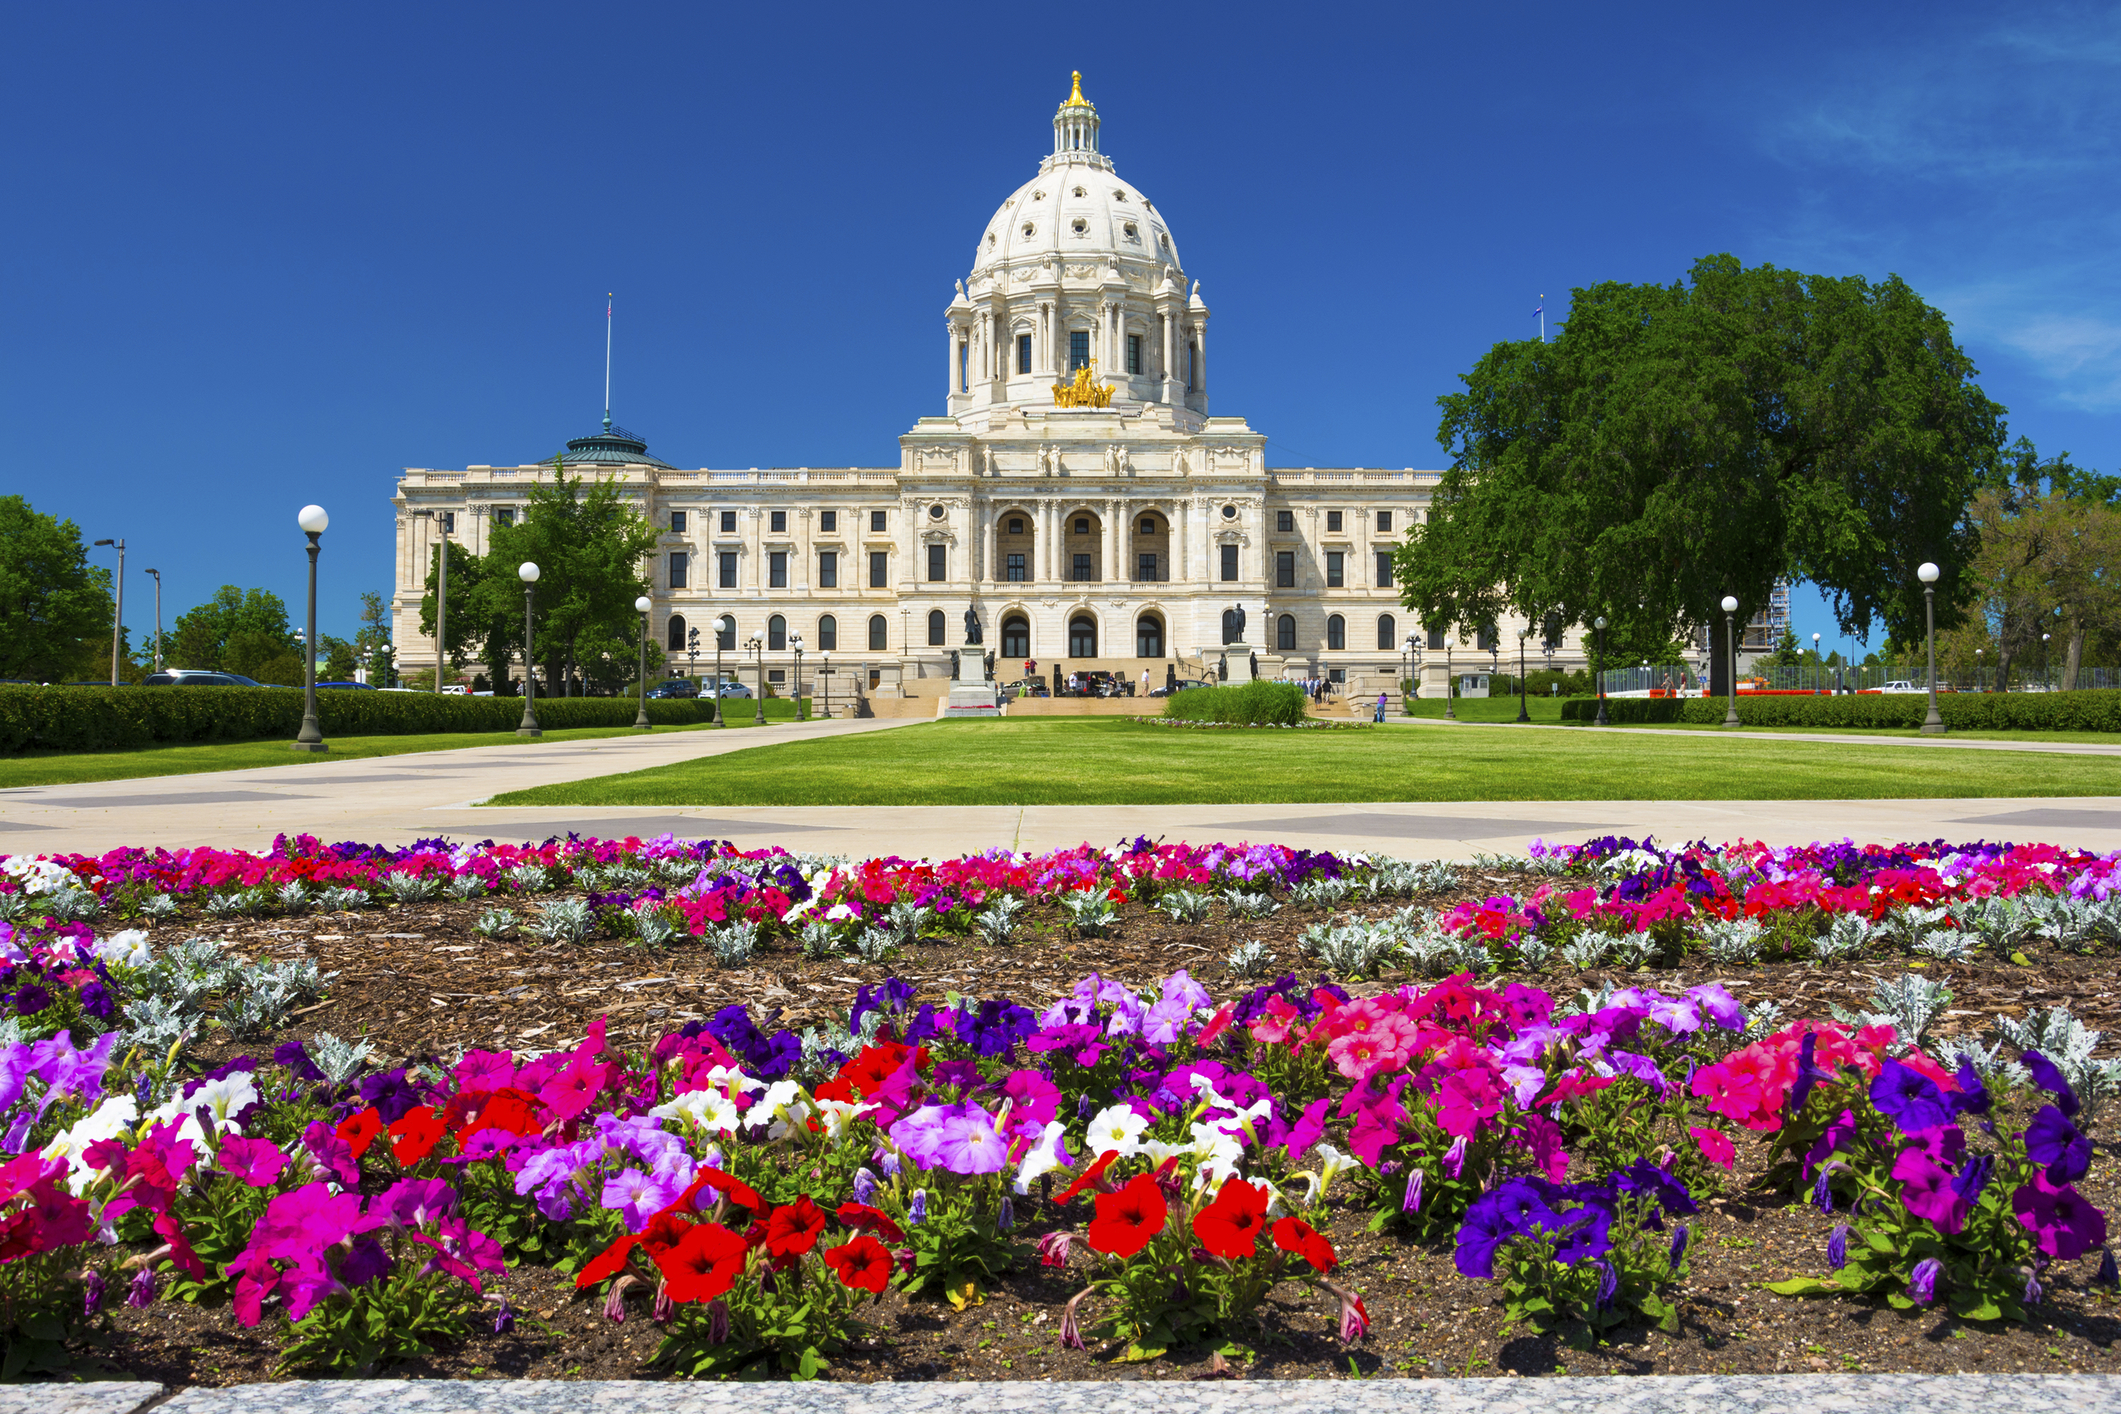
[552,416,673,470]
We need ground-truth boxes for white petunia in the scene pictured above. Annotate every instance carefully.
[1012,1120,1071,1194]
[648,1088,741,1135]
[43,1096,140,1191]
[95,929,153,968]
[1084,1103,1150,1157]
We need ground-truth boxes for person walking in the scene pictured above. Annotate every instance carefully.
[1139,668,1149,696]
[1374,691,1388,723]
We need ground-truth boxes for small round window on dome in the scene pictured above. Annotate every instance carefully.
[987,233,996,246]
[1022,223,1034,237]
[1071,218,1087,234]
[1073,186,1085,197]
[1124,223,1138,241]
[1221,504,1237,520]
[1032,190,1045,200]
[1114,190,1127,201]
[929,504,946,520]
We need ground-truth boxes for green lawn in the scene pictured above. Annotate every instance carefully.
[0,700,813,789]
[1401,695,1569,722]
[484,716,2121,807]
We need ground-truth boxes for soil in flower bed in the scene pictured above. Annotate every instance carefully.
[72,889,2121,1383]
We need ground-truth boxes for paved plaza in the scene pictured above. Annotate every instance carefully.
[5,718,2121,858]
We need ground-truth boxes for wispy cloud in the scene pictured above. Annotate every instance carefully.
[1754,5,2121,413]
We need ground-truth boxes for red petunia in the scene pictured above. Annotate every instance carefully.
[575,1232,641,1289]
[822,1233,893,1294]
[1192,1179,1270,1260]
[1054,1150,1119,1204]
[638,1211,694,1260]
[655,1221,750,1304]
[659,1165,765,1222]
[763,1196,827,1258]
[335,1107,383,1160]
[1271,1215,1338,1274]
[388,1106,447,1166]
[450,1086,547,1140]
[1087,1174,1167,1258]
[835,1201,906,1244]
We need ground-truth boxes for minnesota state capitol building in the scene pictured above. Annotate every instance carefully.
[392,75,1588,704]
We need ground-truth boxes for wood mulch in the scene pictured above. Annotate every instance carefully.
[74,890,2121,1384]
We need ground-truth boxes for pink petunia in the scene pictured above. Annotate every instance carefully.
[1689,1126,1736,1169]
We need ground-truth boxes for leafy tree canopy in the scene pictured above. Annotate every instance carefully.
[168,586,293,672]
[1397,255,2007,662]
[0,495,111,682]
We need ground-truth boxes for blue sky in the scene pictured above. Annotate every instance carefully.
[5,1,2116,650]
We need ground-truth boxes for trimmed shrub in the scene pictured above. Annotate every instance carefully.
[0,685,711,754]
[1163,680,1307,726]
[1556,690,2121,732]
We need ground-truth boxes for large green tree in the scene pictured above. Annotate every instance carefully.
[168,586,294,672]
[466,463,657,696]
[1397,255,2007,692]
[0,495,112,682]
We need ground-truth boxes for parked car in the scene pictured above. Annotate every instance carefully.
[440,683,470,696]
[1870,681,1921,694]
[1003,677,1049,698]
[706,681,753,699]
[315,680,376,690]
[1148,679,1214,698]
[646,678,700,699]
[141,670,262,687]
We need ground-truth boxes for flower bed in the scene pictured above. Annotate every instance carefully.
[0,834,2117,1384]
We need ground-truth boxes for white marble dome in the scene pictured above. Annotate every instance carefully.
[969,74,1183,282]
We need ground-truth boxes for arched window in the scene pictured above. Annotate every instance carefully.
[768,615,787,651]
[1221,608,1241,645]
[1136,615,1163,658]
[666,613,687,653]
[1001,616,1030,658]
[1069,615,1097,657]
[927,610,946,646]
[716,615,736,651]
[818,614,837,652]
[1377,614,1396,651]
[868,614,888,651]
[1277,614,1296,651]
[1327,615,1346,651]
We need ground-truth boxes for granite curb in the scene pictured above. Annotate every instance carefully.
[0,1386,162,1414]
[140,1374,2121,1414]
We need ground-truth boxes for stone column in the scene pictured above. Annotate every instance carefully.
[945,322,957,402]
[1103,499,1120,585]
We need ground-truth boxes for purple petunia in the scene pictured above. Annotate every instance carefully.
[2021,1051,2080,1119]
[1869,1060,1955,1135]
[2023,1105,2092,1184]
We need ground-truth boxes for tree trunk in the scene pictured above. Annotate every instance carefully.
[2064,629,2085,691]
[1707,616,1734,699]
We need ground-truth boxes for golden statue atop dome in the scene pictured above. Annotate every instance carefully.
[1062,71,1092,108]
[1052,358,1113,408]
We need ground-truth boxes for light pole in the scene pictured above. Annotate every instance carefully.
[1719,596,1740,727]
[1515,630,1530,723]
[1917,562,1945,734]
[1811,632,1821,693]
[821,653,831,719]
[293,507,328,752]
[1444,634,1457,720]
[413,510,449,693]
[791,632,807,721]
[2043,632,2053,693]
[1403,632,1417,704]
[705,624,721,727]
[144,567,163,671]
[1976,647,1984,693]
[634,595,653,729]
[749,635,766,725]
[517,562,542,737]
[1592,616,1608,726]
[91,537,124,685]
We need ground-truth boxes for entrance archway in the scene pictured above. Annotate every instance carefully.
[1001,615,1030,658]
[1135,614,1164,658]
[1068,615,1098,657]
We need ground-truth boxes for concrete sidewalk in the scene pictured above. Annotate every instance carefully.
[1382,715,2121,756]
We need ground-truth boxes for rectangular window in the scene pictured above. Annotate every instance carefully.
[1329,667,1346,685]
[1126,334,1142,374]
[1073,552,1092,582]
[870,510,886,532]
[1375,551,1394,588]
[1220,544,1238,582]
[441,511,456,534]
[1326,510,1343,533]
[820,510,836,532]
[1069,330,1090,370]
[1138,552,1157,581]
[1326,552,1344,587]
[720,510,736,533]
[818,551,837,588]
[669,552,689,589]
[1427,626,1444,650]
[1007,552,1026,582]
[769,552,787,589]
[718,552,737,589]
[670,510,686,532]
[770,510,787,534]
[493,507,515,527]
[927,544,945,582]
[1276,550,1295,587]
[1376,510,1392,532]
[1276,510,1294,533]
[869,551,888,587]
[1017,334,1032,374]
[769,669,786,684]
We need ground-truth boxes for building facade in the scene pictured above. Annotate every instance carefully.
[392,75,1596,701]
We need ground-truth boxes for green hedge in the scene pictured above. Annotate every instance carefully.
[0,685,711,753]
[1163,680,1308,726]
[1556,690,2121,731]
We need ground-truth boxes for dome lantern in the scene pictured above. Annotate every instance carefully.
[1050,71,1107,170]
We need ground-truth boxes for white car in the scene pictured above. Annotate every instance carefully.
[1878,681,1920,694]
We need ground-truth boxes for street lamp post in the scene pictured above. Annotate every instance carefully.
[821,653,832,719]
[1918,562,1946,734]
[706,624,722,727]
[1403,633,1418,705]
[413,510,450,693]
[293,506,328,752]
[92,538,124,685]
[517,562,542,737]
[1976,647,1984,693]
[791,632,807,722]
[144,568,163,671]
[1719,596,1740,727]
[2043,632,2053,693]
[1811,632,1821,694]
[1443,635,1456,720]
[1515,630,1530,723]
[1593,616,1608,727]
[749,635,766,725]
[634,595,653,729]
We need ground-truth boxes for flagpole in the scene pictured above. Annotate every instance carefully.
[603,293,614,427]
[1538,295,1545,344]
